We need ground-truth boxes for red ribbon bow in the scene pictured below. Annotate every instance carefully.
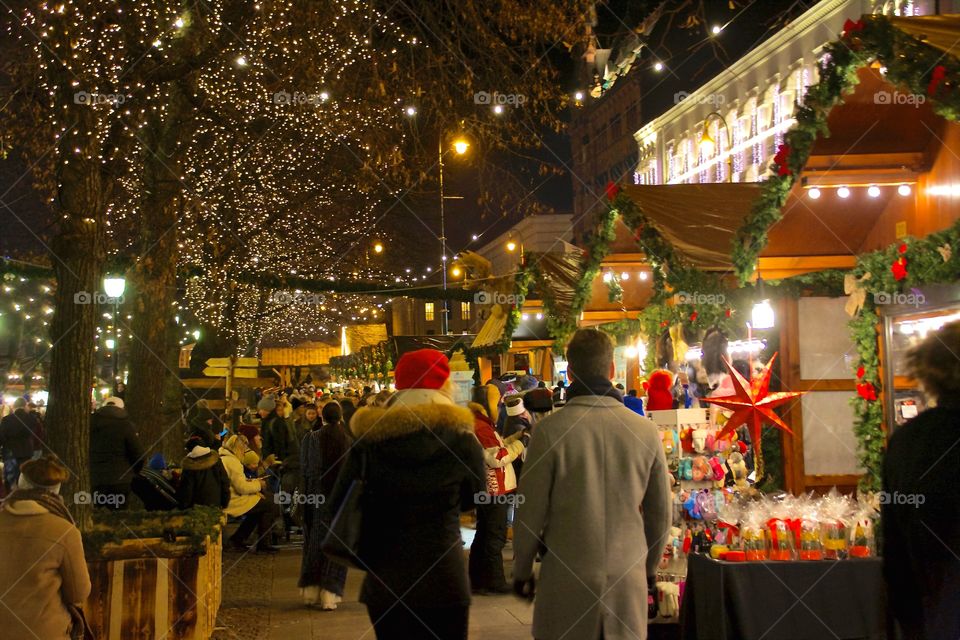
[605,180,620,201]
[843,19,865,36]
[773,144,792,176]
[857,381,878,401]
[892,256,908,281]
[928,65,948,97]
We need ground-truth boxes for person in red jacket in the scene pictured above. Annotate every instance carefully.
[468,385,528,594]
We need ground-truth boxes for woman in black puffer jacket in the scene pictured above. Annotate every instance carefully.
[177,436,230,509]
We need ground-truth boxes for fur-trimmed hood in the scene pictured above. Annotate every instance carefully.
[350,401,475,444]
[180,449,221,471]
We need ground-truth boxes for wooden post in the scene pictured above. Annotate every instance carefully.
[224,356,235,417]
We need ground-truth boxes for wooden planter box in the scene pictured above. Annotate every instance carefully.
[85,530,222,639]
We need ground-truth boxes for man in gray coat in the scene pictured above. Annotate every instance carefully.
[513,329,672,640]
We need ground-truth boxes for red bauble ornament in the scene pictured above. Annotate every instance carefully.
[702,354,806,460]
[857,382,878,401]
[605,180,620,201]
[856,365,865,379]
[725,308,732,318]
[689,311,699,322]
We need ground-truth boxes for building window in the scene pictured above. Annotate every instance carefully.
[424,302,435,321]
[461,301,471,320]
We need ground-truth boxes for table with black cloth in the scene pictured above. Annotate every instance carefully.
[680,553,886,640]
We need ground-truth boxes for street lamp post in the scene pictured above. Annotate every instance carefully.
[438,134,468,335]
[102,274,126,387]
[699,111,734,183]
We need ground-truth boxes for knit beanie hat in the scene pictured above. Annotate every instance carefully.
[257,395,277,411]
[148,453,167,471]
[242,451,260,468]
[394,349,450,390]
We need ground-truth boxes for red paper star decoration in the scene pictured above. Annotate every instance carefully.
[702,354,806,454]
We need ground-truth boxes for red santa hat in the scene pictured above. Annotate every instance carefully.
[394,349,451,390]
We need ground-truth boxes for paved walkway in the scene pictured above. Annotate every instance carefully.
[213,528,680,640]
[214,529,534,640]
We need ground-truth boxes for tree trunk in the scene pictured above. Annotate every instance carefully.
[125,110,183,460]
[46,178,105,531]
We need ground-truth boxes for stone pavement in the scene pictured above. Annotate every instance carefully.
[213,528,680,640]
[213,529,534,640]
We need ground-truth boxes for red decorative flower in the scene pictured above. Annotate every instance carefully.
[843,19,865,36]
[773,144,792,176]
[660,320,669,328]
[725,308,732,318]
[898,243,908,254]
[928,65,948,97]
[856,382,878,401]
[892,256,908,281]
[856,365,865,379]
[605,180,620,201]
[689,311,699,322]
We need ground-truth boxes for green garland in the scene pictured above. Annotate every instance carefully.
[846,220,960,490]
[82,505,223,557]
[733,15,960,283]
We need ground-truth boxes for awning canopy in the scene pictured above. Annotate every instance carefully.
[620,183,761,270]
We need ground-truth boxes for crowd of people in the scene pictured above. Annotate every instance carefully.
[1,321,957,639]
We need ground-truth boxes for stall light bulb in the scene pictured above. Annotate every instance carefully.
[808,187,821,200]
[868,185,881,198]
[751,300,775,329]
[837,186,851,199]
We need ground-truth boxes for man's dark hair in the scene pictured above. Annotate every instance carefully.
[363,386,372,394]
[615,383,624,390]
[566,329,614,380]
[321,401,343,424]
[627,389,638,397]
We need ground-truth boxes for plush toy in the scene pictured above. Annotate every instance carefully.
[646,369,675,411]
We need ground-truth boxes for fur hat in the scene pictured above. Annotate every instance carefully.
[257,395,276,411]
[394,349,450,390]
[504,394,526,417]
[19,456,70,489]
[237,423,260,442]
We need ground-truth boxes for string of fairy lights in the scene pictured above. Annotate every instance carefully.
[8,1,445,352]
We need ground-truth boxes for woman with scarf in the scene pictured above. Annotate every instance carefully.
[0,456,91,639]
[299,400,352,609]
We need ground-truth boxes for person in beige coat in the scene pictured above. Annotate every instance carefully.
[513,329,672,640]
[0,456,91,640]
[219,434,278,553]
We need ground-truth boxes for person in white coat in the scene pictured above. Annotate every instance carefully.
[513,329,672,640]
[219,434,278,553]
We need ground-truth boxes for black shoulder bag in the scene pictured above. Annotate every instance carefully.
[321,448,368,570]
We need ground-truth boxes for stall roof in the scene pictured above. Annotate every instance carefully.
[620,61,954,271]
[620,182,760,270]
